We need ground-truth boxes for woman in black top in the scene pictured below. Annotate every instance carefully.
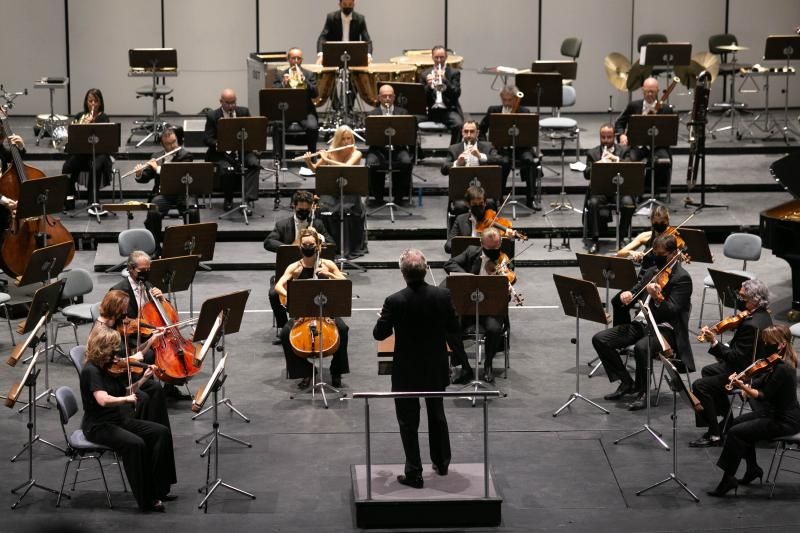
[79,326,176,512]
[709,324,800,497]
[61,88,112,203]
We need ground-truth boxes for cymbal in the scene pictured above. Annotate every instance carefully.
[717,44,749,52]
[604,53,631,91]
[675,52,720,88]
[626,61,653,91]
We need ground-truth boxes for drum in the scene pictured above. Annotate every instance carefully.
[350,63,418,106]
[33,114,70,151]
[389,54,464,80]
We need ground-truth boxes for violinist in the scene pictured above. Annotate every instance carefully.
[708,324,800,497]
[79,326,177,512]
[440,121,498,176]
[445,185,488,254]
[690,279,773,448]
[274,227,349,390]
[591,234,694,411]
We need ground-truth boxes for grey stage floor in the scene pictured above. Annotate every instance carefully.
[1,244,800,532]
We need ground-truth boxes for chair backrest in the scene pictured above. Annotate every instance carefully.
[562,85,577,108]
[560,37,582,59]
[69,345,85,376]
[118,228,156,257]
[55,385,79,427]
[637,33,668,51]
[709,33,737,55]
[723,233,762,267]
[57,268,94,301]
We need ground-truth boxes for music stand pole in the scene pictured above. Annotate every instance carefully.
[635,125,664,216]
[220,127,252,224]
[337,175,365,273]
[506,122,536,219]
[457,287,505,407]
[367,128,412,221]
[87,132,107,222]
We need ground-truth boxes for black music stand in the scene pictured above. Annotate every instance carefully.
[16,175,68,249]
[322,41,368,123]
[148,255,200,316]
[685,77,727,211]
[489,113,540,217]
[678,228,713,264]
[530,60,578,81]
[446,274,508,406]
[450,237,515,259]
[260,87,308,205]
[708,268,749,316]
[590,161,646,249]
[316,165,369,272]
[640,43,692,72]
[275,244,337,280]
[552,274,610,416]
[67,122,120,222]
[365,115,417,221]
[216,116,267,224]
[287,278,352,408]
[192,290,252,455]
[627,114,679,215]
[15,242,72,288]
[162,221,217,274]
[448,166,503,203]
[375,81,427,115]
[128,48,177,146]
[516,73,562,113]
[636,355,701,502]
[160,162,214,224]
[764,35,800,142]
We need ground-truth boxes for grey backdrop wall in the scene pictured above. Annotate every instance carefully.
[1,0,798,118]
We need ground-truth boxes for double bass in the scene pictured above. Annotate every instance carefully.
[0,106,74,277]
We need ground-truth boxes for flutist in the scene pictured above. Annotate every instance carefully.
[273,47,319,157]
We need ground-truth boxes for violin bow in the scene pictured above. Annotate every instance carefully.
[640,211,696,258]
[629,249,686,302]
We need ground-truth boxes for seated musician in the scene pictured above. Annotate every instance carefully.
[315,0,373,65]
[272,47,319,156]
[441,120,498,176]
[80,326,177,512]
[583,123,633,254]
[443,227,511,383]
[479,85,539,208]
[62,88,113,208]
[708,324,800,497]
[0,130,22,233]
[203,88,260,213]
[134,128,194,252]
[591,234,694,411]
[421,46,464,145]
[366,84,414,207]
[446,185,488,254]
[690,279,773,448]
[274,228,349,389]
[614,77,672,194]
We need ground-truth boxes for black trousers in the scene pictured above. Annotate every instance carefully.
[717,412,798,476]
[427,108,463,145]
[498,148,538,203]
[448,315,503,368]
[144,194,186,249]
[629,146,671,194]
[135,379,171,431]
[611,291,632,326]
[585,194,635,241]
[592,321,677,392]
[208,152,260,204]
[692,361,736,437]
[85,418,176,510]
[281,317,349,379]
[271,115,319,155]
[394,396,451,477]
[366,148,413,202]
[62,154,112,199]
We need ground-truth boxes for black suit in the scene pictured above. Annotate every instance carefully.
[271,67,319,154]
[374,280,457,477]
[135,147,194,248]
[110,277,149,321]
[203,106,260,205]
[62,112,113,201]
[366,106,414,202]
[614,100,673,193]
[582,143,634,241]
[592,262,694,393]
[316,10,372,54]
[420,65,463,144]
[444,212,474,254]
[441,141,498,176]
[692,307,773,438]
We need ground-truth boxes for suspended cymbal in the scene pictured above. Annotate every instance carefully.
[717,44,749,52]
[675,52,720,89]
[604,52,631,91]
[626,61,652,91]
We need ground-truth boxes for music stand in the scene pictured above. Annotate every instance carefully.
[128,48,177,146]
[640,43,692,71]
[162,222,217,276]
[448,166,503,203]
[551,274,610,416]
[365,115,417,221]
[315,165,368,271]
[192,290,252,455]
[636,355,701,502]
[260,88,308,204]
[678,228,713,264]
[489,113,540,217]
[529,60,578,81]
[516,73,562,113]
[627,114,679,215]
[376,81,427,115]
[16,175,68,247]
[216,116,267,224]
[160,162,214,224]
[708,268,749,316]
[450,237,515,259]
[275,244,337,280]
[67,122,120,222]
[764,35,800,142]
[322,41,368,123]
[148,255,200,315]
[590,161,646,249]
[15,242,72,288]
[446,274,508,406]
[287,278,352,407]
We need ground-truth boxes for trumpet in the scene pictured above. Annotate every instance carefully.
[287,64,306,89]
[431,63,446,109]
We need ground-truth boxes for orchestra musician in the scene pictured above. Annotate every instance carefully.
[366,84,414,207]
[614,77,673,195]
[708,324,800,497]
[274,228,349,389]
[441,120,498,176]
[273,47,319,156]
[421,46,464,145]
[0,130,22,232]
[204,88,260,213]
[591,234,694,410]
[690,279,773,448]
[316,0,373,64]
[134,128,194,252]
[583,123,633,254]
[62,88,112,208]
[374,249,457,488]
[446,185,488,254]
[79,326,177,512]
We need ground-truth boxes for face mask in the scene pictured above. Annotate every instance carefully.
[483,248,501,261]
[654,255,667,269]
[470,205,485,219]
[652,222,668,234]
[760,343,780,358]
[136,269,150,282]
[341,7,353,15]
[295,209,310,221]
[300,245,317,258]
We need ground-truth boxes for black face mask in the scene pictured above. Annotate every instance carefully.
[341,7,353,15]
[483,248,501,261]
[654,255,667,269]
[300,245,317,258]
[652,222,668,234]
[760,343,781,358]
[470,205,485,220]
[136,269,150,282]
[295,209,310,221]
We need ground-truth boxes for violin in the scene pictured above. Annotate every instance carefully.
[105,356,152,378]
[491,251,524,306]
[475,209,527,241]
[117,317,159,338]
[630,250,687,304]
[725,353,782,391]
[697,310,752,342]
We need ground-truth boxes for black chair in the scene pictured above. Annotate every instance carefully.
[560,37,582,60]
[637,33,667,51]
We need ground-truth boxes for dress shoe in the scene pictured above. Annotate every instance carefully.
[708,474,738,497]
[483,365,494,383]
[164,384,191,401]
[627,392,647,411]
[738,466,764,486]
[604,381,635,401]
[147,500,166,512]
[397,474,423,489]
[453,368,474,385]
[588,242,599,254]
[432,464,448,476]
[689,435,721,448]
[297,377,312,390]
[331,373,342,388]
[223,202,233,211]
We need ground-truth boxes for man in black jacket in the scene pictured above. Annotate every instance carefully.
[366,84,414,206]
[272,47,319,156]
[316,0,372,63]
[441,120,498,176]
[690,279,774,447]
[374,249,457,488]
[421,46,463,144]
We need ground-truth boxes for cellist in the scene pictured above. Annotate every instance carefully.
[274,227,350,390]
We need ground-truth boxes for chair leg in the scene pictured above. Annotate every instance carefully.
[2,303,15,346]
[57,457,73,507]
[72,456,82,491]
[71,322,79,347]
[766,441,783,488]
[503,330,510,379]
[94,455,113,508]
[769,445,789,498]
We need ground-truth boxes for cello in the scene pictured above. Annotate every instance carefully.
[0,106,74,278]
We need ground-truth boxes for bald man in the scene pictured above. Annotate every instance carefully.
[204,88,260,213]
[366,84,414,206]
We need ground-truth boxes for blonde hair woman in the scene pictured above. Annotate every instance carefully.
[304,125,362,170]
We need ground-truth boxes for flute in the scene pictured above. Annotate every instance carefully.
[290,143,355,162]
[120,146,182,179]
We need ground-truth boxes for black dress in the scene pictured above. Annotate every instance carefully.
[61,112,113,200]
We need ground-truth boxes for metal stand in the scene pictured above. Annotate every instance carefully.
[766,52,800,142]
[458,287,506,407]
[543,133,580,216]
[709,50,747,140]
[505,122,536,219]
[336,175,366,273]
[135,65,170,147]
[634,126,665,217]
[367,127,413,222]
[35,83,67,150]
[68,133,108,223]
[219,127,261,224]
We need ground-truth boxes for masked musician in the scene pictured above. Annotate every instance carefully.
[273,47,319,156]
[445,185,493,254]
[614,77,673,195]
[591,234,694,410]
[315,0,373,65]
[274,228,349,390]
[708,324,800,497]
[134,128,194,252]
[421,46,464,145]
[62,88,112,208]
[441,120,498,176]
[583,123,633,254]
[80,326,177,512]
[366,84,413,207]
[374,249,457,488]
[690,279,773,448]
[204,88,260,213]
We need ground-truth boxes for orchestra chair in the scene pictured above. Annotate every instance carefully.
[560,37,582,60]
[698,233,762,327]
[766,431,800,498]
[463,318,511,380]
[55,386,128,508]
[540,85,580,178]
[0,290,16,345]
[68,345,85,378]
[51,268,96,359]
[129,84,174,144]
[105,228,157,273]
